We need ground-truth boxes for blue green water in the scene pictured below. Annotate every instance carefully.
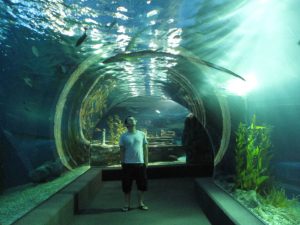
[0,0,245,185]
[1,0,300,224]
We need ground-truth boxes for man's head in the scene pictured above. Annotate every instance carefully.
[124,116,137,128]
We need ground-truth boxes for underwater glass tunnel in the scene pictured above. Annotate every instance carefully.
[0,0,300,224]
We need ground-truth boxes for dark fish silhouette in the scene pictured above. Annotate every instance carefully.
[3,0,14,6]
[106,20,117,30]
[75,27,88,47]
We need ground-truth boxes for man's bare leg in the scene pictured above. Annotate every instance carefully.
[138,191,148,210]
[122,192,131,211]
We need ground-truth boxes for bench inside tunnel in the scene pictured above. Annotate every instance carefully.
[12,168,102,225]
[101,163,213,181]
[12,166,264,225]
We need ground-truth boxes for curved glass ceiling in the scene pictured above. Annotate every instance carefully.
[1,0,300,171]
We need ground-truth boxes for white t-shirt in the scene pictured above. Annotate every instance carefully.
[119,130,148,164]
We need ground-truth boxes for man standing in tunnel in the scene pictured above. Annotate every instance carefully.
[119,116,149,212]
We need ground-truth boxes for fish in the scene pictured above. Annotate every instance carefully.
[106,20,117,30]
[60,65,67,73]
[31,46,39,57]
[23,77,33,87]
[75,27,88,47]
[166,29,179,38]
[102,50,246,81]
[2,129,54,172]
[3,0,14,6]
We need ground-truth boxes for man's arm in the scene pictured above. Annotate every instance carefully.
[143,144,148,167]
[120,145,125,164]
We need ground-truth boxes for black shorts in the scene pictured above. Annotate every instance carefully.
[121,163,148,193]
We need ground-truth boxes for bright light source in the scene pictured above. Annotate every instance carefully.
[226,73,257,96]
[155,110,161,114]
[257,0,270,3]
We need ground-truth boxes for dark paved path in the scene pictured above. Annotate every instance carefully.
[72,178,211,225]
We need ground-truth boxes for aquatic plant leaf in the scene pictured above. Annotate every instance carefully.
[234,115,273,192]
[256,176,269,187]
[253,146,259,156]
[107,115,126,145]
[262,188,299,208]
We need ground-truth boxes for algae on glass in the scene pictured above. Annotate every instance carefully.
[107,115,126,145]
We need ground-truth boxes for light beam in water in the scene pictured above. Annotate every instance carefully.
[226,73,257,96]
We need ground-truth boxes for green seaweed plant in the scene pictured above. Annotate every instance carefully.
[256,188,300,224]
[235,115,272,193]
[260,188,299,208]
[0,139,4,193]
[234,115,300,223]
[0,161,3,194]
[107,115,126,145]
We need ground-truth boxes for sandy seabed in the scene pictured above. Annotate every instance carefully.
[215,180,300,225]
[0,166,89,225]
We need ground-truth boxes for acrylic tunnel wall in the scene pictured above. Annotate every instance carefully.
[1,0,300,225]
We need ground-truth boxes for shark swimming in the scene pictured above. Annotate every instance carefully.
[102,50,246,81]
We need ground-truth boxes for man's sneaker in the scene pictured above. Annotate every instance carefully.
[139,205,149,210]
[122,206,130,212]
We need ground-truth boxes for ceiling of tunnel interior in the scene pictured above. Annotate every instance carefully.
[1,0,299,133]
[97,96,189,138]
[0,0,260,102]
[1,0,300,169]
[113,96,173,108]
[105,96,189,120]
[1,0,299,104]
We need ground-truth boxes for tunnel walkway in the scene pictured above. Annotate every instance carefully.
[72,178,211,225]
